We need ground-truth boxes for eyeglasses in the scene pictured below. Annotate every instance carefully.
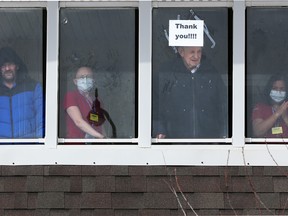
[75,74,94,79]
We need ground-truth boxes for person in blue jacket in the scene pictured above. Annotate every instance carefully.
[0,47,44,139]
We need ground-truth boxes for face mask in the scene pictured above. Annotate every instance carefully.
[76,77,94,92]
[270,90,286,103]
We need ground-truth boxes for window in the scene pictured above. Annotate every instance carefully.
[152,7,232,141]
[58,8,137,143]
[0,7,45,142]
[246,7,288,142]
[1,0,288,166]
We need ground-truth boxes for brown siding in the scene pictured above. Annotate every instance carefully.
[0,166,287,215]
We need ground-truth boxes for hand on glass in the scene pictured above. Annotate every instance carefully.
[276,101,288,118]
[156,134,166,139]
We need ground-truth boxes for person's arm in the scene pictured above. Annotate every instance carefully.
[66,106,105,138]
[280,101,288,126]
[253,101,288,137]
[253,114,280,137]
[34,83,45,138]
[152,67,169,139]
[215,71,228,138]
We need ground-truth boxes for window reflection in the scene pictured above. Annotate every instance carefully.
[152,8,231,139]
[247,7,288,139]
[58,8,137,141]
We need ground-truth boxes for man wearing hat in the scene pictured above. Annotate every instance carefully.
[0,47,44,139]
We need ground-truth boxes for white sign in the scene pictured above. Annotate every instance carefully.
[169,20,204,47]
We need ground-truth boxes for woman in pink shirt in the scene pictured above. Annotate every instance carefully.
[63,66,106,140]
[252,73,288,138]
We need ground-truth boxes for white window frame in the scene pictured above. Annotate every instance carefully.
[0,0,288,166]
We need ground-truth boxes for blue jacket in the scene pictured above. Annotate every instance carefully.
[0,80,44,138]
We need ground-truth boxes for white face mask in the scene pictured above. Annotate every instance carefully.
[76,77,94,92]
[270,90,286,103]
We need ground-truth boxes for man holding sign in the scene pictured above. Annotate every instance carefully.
[153,18,227,139]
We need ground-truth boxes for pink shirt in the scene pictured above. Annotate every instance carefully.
[252,103,288,138]
[63,90,102,139]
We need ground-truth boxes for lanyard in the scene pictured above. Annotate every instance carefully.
[79,90,93,109]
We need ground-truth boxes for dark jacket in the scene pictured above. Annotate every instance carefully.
[153,56,228,138]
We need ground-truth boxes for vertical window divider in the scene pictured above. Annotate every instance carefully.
[45,1,59,148]
[138,0,152,148]
[232,0,245,147]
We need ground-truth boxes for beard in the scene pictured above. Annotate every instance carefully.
[2,70,16,82]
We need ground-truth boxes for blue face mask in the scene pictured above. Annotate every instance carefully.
[270,90,286,103]
[76,77,94,92]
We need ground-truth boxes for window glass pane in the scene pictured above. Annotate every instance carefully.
[247,7,288,139]
[0,8,45,140]
[152,8,231,139]
[58,8,137,140]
